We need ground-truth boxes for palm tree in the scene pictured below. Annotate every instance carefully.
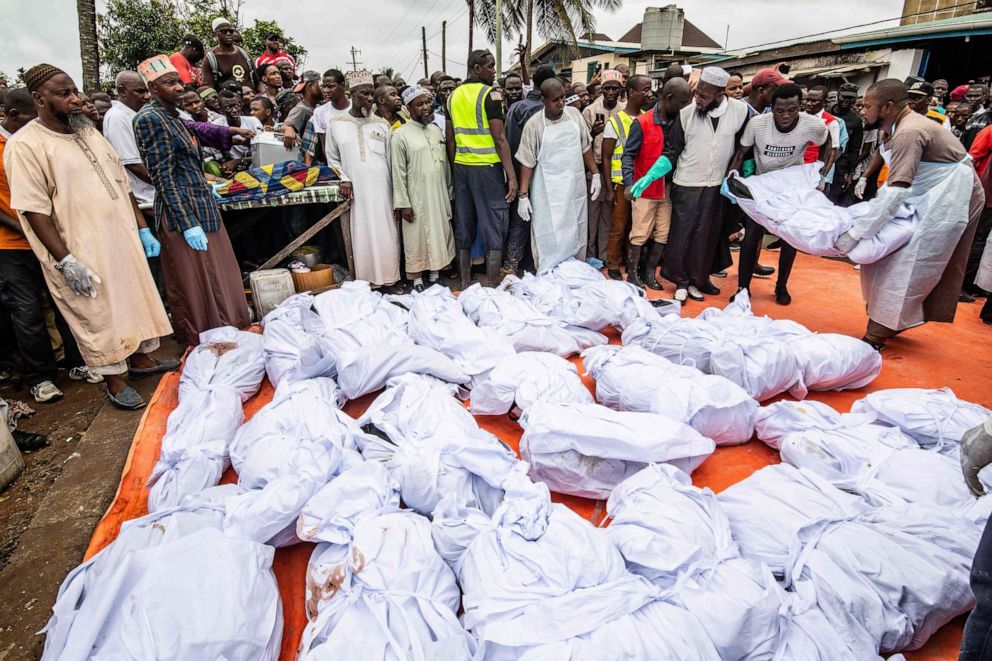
[77,0,100,91]
[470,0,622,68]
[378,66,396,79]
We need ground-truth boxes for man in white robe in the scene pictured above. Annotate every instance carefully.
[325,70,400,288]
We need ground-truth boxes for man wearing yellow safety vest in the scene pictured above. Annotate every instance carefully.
[600,74,650,280]
[583,70,624,267]
[445,50,518,288]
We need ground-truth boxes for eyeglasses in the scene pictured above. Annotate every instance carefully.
[217,28,235,34]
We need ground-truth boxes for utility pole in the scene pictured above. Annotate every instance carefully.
[349,46,362,71]
[495,0,503,77]
[442,20,447,71]
[467,0,474,60]
[422,26,429,79]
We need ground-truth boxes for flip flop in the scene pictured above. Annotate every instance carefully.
[12,429,48,452]
[105,385,146,410]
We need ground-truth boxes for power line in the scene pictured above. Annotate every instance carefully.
[377,0,447,67]
[429,49,464,68]
[724,0,982,54]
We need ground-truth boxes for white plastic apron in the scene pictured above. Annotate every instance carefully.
[861,138,974,330]
[530,115,588,273]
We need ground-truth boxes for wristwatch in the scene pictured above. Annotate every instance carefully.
[518,192,529,198]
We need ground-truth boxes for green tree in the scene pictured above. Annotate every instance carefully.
[98,0,187,74]
[377,66,395,79]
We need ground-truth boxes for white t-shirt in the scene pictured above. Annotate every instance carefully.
[811,109,840,148]
[313,100,352,135]
[740,113,829,175]
[102,100,156,205]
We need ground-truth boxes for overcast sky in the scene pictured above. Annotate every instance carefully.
[0,0,905,85]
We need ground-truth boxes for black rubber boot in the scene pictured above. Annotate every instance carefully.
[626,244,644,287]
[486,250,503,287]
[643,242,665,291]
[457,249,471,291]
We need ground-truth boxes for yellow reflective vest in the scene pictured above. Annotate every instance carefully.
[447,82,500,165]
[608,111,635,184]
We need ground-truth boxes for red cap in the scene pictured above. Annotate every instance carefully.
[950,84,969,101]
[751,67,790,88]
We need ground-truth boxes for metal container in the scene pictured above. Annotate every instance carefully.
[291,246,324,267]
[251,131,299,168]
[0,421,24,491]
[641,5,684,53]
[249,268,296,318]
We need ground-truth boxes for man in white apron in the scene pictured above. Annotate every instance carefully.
[835,79,985,349]
[515,79,601,273]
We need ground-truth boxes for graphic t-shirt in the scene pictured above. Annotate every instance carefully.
[740,113,829,174]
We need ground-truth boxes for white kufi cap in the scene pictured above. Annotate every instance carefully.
[700,66,731,87]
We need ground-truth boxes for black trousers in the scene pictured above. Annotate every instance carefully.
[663,184,725,288]
[452,163,509,252]
[0,249,59,386]
[962,515,992,660]
[965,207,992,293]
[737,217,797,291]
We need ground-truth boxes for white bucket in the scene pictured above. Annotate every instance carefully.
[0,421,24,491]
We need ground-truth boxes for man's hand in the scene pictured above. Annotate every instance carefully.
[853,177,868,200]
[515,43,527,65]
[282,125,297,150]
[339,181,353,200]
[221,158,241,177]
[230,126,255,144]
[57,255,102,298]
[399,208,415,223]
[505,176,518,203]
[834,231,858,254]
[183,226,209,251]
[138,227,160,258]
[624,189,633,202]
[605,183,614,205]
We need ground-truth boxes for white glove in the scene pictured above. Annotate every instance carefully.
[57,254,102,298]
[589,173,602,200]
[834,231,859,255]
[853,177,867,200]
[518,196,532,222]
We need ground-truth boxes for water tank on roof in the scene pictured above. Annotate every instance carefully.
[641,5,684,53]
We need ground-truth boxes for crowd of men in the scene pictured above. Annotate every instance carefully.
[0,14,990,425]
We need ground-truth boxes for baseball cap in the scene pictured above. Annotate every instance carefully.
[838,82,859,98]
[275,88,298,109]
[265,32,281,40]
[293,70,320,93]
[181,34,204,50]
[907,80,934,97]
[750,67,790,88]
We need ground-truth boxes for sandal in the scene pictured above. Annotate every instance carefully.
[105,385,146,410]
[128,358,180,378]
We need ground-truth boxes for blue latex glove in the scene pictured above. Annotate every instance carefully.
[720,172,738,204]
[630,155,672,198]
[183,226,209,251]
[138,227,160,258]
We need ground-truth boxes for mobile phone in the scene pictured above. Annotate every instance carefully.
[595,113,605,123]
[779,63,791,74]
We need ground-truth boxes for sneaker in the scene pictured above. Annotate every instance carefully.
[686,286,705,301]
[766,239,782,251]
[30,380,63,403]
[69,366,104,384]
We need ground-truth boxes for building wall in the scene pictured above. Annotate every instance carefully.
[568,53,647,84]
[884,48,925,81]
[901,0,981,25]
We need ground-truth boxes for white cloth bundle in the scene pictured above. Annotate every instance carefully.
[296,463,479,660]
[789,333,882,392]
[717,464,872,575]
[605,465,786,660]
[519,401,715,498]
[622,293,806,401]
[42,487,283,661]
[459,282,608,356]
[756,401,974,508]
[730,163,917,264]
[357,373,538,516]
[850,387,991,452]
[583,344,756,445]
[503,258,681,332]
[469,351,593,416]
[389,285,516,388]
[261,293,337,387]
[310,282,471,398]
[147,326,266,512]
[432,493,719,659]
[225,384,366,546]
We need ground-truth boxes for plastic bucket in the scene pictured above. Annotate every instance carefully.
[0,422,24,491]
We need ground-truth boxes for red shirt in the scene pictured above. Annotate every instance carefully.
[255,51,296,76]
[804,111,836,163]
[632,112,666,200]
[169,51,201,86]
[969,125,992,208]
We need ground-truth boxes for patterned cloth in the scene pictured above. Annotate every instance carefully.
[134,99,224,233]
[212,161,336,203]
[218,184,342,210]
[299,116,318,162]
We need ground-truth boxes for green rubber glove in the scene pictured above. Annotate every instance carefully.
[742,158,756,178]
[631,156,673,198]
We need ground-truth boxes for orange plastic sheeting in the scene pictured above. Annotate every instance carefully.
[84,252,992,661]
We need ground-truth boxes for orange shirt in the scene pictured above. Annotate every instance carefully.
[0,132,31,250]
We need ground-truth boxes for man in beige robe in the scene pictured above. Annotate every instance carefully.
[4,64,176,410]
[390,85,455,291]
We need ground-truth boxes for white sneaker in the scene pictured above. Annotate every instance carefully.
[69,366,104,384]
[31,380,64,403]
[687,285,705,301]
[674,287,688,303]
